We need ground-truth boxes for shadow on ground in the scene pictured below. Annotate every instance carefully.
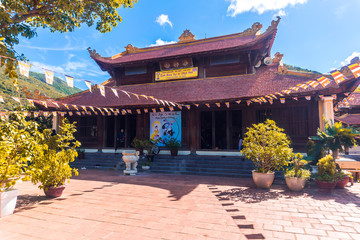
[71,170,360,206]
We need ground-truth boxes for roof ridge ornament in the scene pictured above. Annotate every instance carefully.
[273,52,284,64]
[243,22,262,36]
[178,29,195,43]
[264,16,281,33]
[87,47,101,58]
[124,44,140,54]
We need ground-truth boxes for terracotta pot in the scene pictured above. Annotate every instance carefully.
[314,179,336,191]
[336,177,350,188]
[170,149,178,156]
[44,186,66,198]
[252,171,275,189]
[285,177,307,192]
[1,189,18,218]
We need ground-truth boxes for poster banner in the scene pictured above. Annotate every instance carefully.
[155,67,198,81]
[150,111,181,146]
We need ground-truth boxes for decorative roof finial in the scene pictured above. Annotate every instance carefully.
[124,44,139,54]
[178,30,195,43]
[87,47,101,58]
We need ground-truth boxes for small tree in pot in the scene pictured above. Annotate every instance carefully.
[315,154,337,191]
[29,119,80,198]
[0,112,41,217]
[241,119,292,188]
[284,153,311,191]
[163,137,181,156]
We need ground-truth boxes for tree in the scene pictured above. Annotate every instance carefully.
[0,0,138,79]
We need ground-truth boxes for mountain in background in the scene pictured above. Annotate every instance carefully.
[284,64,322,75]
[0,68,82,110]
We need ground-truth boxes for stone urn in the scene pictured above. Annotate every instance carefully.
[122,151,139,175]
[252,171,275,189]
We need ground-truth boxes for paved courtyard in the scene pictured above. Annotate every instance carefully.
[1,170,360,240]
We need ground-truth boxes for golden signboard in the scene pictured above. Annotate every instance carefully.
[155,67,198,81]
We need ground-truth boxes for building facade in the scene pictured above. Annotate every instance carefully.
[34,18,360,153]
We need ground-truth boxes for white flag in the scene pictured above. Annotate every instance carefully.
[12,96,20,103]
[99,85,105,97]
[19,62,30,78]
[111,88,119,97]
[0,96,4,103]
[45,71,54,85]
[65,76,73,88]
[85,81,92,92]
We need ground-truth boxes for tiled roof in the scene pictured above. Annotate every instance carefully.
[91,19,280,68]
[335,114,360,125]
[36,64,358,110]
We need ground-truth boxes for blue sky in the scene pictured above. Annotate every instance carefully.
[14,0,360,90]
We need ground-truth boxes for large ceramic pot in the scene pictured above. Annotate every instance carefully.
[336,177,350,188]
[285,177,307,192]
[170,149,178,156]
[44,186,66,198]
[0,189,18,218]
[252,171,275,189]
[314,179,336,191]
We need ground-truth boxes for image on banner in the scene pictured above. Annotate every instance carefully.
[150,111,181,146]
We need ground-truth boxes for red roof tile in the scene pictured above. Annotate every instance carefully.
[91,19,280,68]
[38,64,358,110]
[335,114,360,125]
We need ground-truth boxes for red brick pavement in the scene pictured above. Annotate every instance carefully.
[0,170,359,240]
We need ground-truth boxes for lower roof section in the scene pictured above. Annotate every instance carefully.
[34,63,360,110]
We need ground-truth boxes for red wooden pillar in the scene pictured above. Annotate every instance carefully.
[188,108,199,154]
[97,115,105,152]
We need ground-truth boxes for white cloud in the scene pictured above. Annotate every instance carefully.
[226,0,307,16]
[149,38,176,47]
[31,61,65,74]
[155,14,173,27]
[341,52,360,66]
[274,9,286,18]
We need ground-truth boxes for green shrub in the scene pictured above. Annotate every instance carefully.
[163,137,181,150]
[0,112,41,191]
[285,153,311,180]
[131,138,148,150]
[317,154,336,182]
[241,119,293,173]
[29,119,80,190]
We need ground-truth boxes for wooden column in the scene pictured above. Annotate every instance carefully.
[188,108,199,154]
[212,111,216,149]
[125,115,128,148]
[226,110,231,150]
[97,115,105,152]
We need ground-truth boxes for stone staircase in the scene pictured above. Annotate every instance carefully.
[70,152,257,178]
[150,155,255,178]
[70,153,123,170]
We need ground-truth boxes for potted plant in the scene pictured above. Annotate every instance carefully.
[30,119,80,198]
[144,139,160,162]
[131,138,147,156]
[163,137,181,156]
[284,153,311,191]
[310,121,358,160]
[0,112,40,217]
[141,162,151,170]
[76,148,85,159]
[314,154,337,191]
[241,119,292,189]
[335,169,352,188]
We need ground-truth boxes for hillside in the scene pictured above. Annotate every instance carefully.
[0,68,82,110]
[284,64,322,75]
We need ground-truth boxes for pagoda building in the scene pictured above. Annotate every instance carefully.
[34,17,360,153]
